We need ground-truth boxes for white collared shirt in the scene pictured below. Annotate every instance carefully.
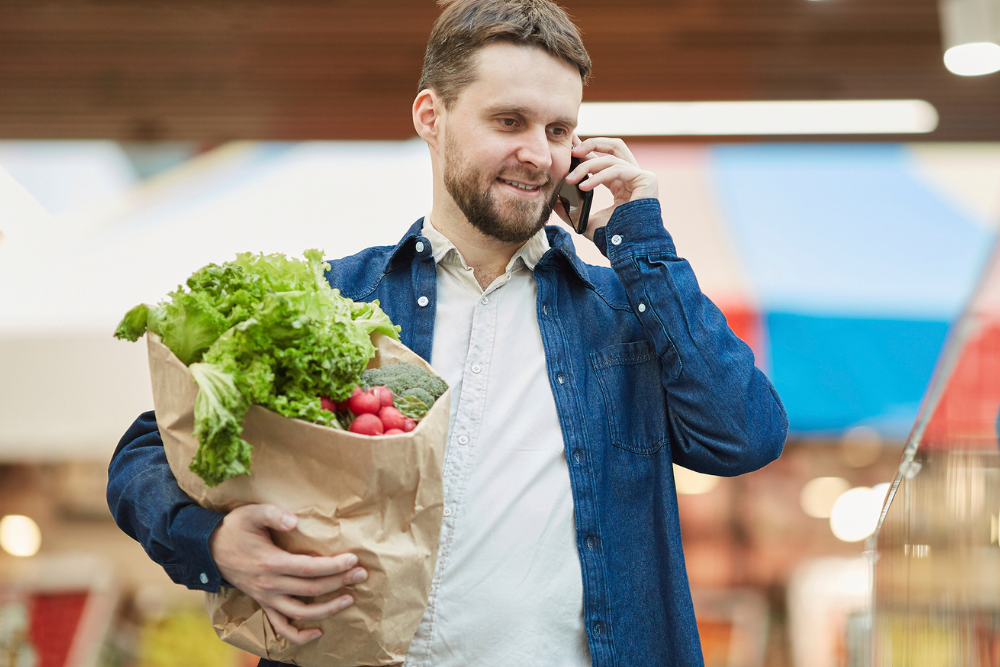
[403,220,590,667]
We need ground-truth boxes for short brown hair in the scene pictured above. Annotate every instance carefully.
[418,0,592,107]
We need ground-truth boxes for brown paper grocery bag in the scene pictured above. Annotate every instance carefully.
[147,331,448,667]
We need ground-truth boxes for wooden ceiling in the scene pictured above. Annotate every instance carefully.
[1,0,997,142]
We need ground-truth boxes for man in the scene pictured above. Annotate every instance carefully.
[108,1,788,665]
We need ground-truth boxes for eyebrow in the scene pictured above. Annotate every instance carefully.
[485,104,578,129]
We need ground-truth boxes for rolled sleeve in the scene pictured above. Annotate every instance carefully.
[107,411,226,592]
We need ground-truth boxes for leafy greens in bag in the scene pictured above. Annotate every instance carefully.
[115,249,400,487]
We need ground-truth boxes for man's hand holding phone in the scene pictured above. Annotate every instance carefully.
[559,136,659,241]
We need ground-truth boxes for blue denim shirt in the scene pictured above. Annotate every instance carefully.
[108,198,787,667]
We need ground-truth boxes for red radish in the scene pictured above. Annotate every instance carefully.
[378,406,407,432]
[349,413,384,435]
[384,428,404,435]
[403,418,416,433]
[337,386,362,412]
[348,388,381,415]
[372,386,394,408]
[320,396,336,413]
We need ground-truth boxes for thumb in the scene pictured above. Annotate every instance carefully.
[247,504,298,532]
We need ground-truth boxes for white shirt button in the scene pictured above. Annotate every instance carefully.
[417,295,429,307]
[458,435,469,445]
[415,241,425,253]
[638,303,646,313]
[443,507,453,517]
[199,572,209,584]
[611,234,622,246]
[481,296,489,305]
[472,364,482,374]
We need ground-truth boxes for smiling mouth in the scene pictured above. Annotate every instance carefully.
[498,178,542,192]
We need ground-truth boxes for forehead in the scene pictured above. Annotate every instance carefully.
[455,42,583,122]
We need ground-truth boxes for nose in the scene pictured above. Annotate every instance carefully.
[515,127,552,172]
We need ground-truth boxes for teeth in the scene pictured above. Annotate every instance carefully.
[501,179,539,191]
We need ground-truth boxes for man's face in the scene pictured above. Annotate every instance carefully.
[440,42,583,244]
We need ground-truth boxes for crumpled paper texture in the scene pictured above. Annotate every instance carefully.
[147,332,448,666]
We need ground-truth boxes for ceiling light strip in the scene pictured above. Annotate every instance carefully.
[577,100,939,136]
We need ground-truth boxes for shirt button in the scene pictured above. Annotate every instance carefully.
[573,450,581,464]
[638,303,647,313]
[417,295,429,307]
[443,507,453,517]
[593,621,604,635]
[585,536,596,549]
[481,296,489,305]
[542,303,548,315]
[471,364,482,374]
[415,241,425,253]
[611,234,622,246]
[199,572,209,584]
[557,373,565,384]
[458,435,469,445]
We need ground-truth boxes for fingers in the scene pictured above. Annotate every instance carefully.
[567,155,644,193]
[575,164,638,192]
[270,551,360,579]
[262,604,323,645]
[566,155,634,187]
[269,592,355,623]
[565,146,658,203]
[270,566,368,597]
[572,137,637,165]
[244,504,298,532]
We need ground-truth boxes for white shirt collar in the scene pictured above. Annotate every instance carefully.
[420,217,550,273]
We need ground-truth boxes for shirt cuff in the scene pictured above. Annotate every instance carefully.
[600,198,678,263]
[169,504,227,591]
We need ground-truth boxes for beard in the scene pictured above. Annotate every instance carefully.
[443,133,556,244]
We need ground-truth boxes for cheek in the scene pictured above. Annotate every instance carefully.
[553,151,572,180]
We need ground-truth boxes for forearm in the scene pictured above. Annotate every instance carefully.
[107,411,226,591]
[597,199,788,474]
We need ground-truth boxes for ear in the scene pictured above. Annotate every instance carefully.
[413,88,444,149]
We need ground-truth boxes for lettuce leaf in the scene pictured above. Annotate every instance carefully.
[113,249,401,487]
[351,298,402,339]
[114,304,149,342]
[189,363,252,487]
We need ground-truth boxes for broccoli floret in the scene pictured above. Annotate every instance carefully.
[361,362,448,399]
[394,387,435,419]
[401,387,434,405]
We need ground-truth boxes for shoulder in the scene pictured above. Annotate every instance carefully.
[543,225,631,312]
[324,246,397,300]
[323,218,425,299]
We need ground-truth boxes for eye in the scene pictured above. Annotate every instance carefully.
[498,118,518,128]
[547,126,570,139]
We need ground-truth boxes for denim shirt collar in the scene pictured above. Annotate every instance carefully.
[420,218,550,272]
[541,224,596,290]
[384,218,594,289]
[380,217,428,272]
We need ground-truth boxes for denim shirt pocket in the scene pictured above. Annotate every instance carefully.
[590,339,669,455]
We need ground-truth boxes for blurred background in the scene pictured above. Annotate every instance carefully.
[1,1,999,666]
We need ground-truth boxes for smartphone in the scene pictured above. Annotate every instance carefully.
[557,156,593,234]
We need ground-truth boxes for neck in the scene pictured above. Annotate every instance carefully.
[428,197,525,290]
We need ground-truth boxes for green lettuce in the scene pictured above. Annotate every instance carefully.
[115,250,400,487]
